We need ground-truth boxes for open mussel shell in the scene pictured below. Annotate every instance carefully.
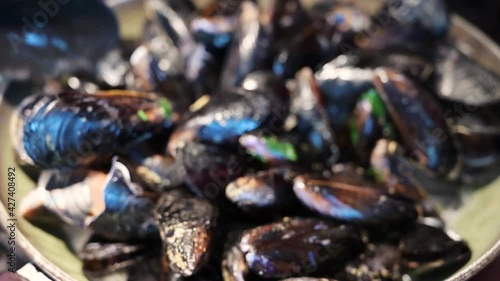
[15,90,174,170]
[154,191,218,276]
[373,67,461,179]
[238,217,364,278]
[400,218,472,281]
[20,158,159,241]
[434,41,500,106]
[293,173,418,226]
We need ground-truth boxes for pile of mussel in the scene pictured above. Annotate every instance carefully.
[10,0,500,280]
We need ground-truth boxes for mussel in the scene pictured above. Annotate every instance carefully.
[155,191,218,276]
[293,173,418,226]
[235,217,364,278]
[20,158,159,240]
[168,88,285,155]
[349,88,396,165]
[373,68,460,178]
[315,56,374,130]
[12,90,174,169]
[6,0,493,280]
[0,0,120,79]
[400,218,471,280]
[219,1,274,91]
[127,147,185,192]
[225,168,299,215]
[289,67,339,168]
[334,244,401,281]
[80,241,159,277]
[177,141,249,200]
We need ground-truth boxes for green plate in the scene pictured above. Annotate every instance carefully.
[0,2,499,280]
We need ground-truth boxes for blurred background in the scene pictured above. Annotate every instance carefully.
[446,0,500,43]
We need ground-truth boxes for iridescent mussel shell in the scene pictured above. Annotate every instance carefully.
[20,158,159,240]
[14,90,174,169]
[238,217,364,278]
[293,174,418,226]
[373,68,460,178]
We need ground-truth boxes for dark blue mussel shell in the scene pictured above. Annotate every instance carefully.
[21,158,159,241]
[289,67,339,168]
[176,141,249,201]
[0,0,119,79]
[373,68,460,178]
[190,15,236,55]
[237,217,364,278]
[16,90,173,169]
[220,1,274,91]
[168,88,287,155]
[315,57,374,130]
[293,173,418,226]
[401,219,471,280]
